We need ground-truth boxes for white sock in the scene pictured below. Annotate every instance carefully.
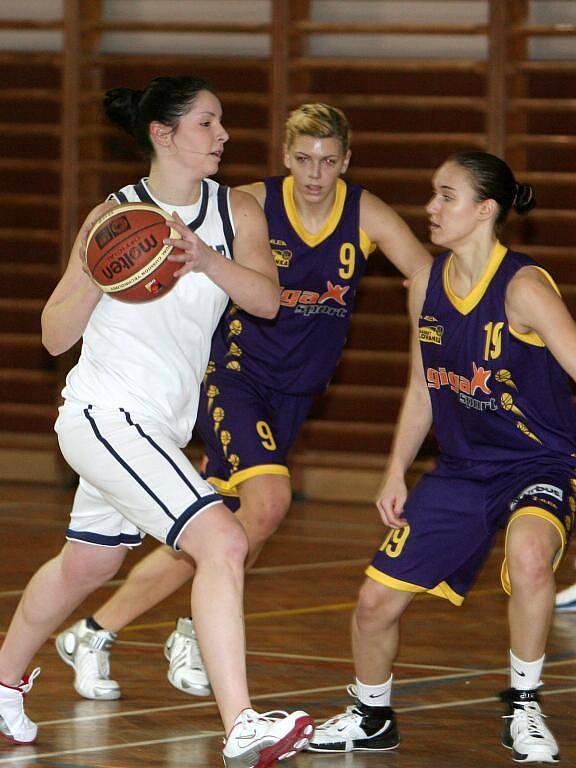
[356,675,393,708]
[510,650,544,691]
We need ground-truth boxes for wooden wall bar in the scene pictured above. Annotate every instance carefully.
[1,0,575,489]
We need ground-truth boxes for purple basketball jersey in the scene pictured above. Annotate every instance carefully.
[421,242,576,461]
[208,176,370,395]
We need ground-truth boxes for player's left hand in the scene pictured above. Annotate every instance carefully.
[375,474,408,529]
[164,211,221,277]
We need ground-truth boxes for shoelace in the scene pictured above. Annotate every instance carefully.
[79,644,111,679]
[175,636,204,671]
[318,705,362,731]
[20,667,41,695]
[316,683,361,730]
[318,681,395,734]
[252,710,290,723]
[223,708,291,745]
[504,702,548,738]
[233,708,292,734]
[241,709,290,725]
[79,630,116,679]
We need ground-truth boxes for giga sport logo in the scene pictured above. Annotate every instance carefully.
[280,281,351,317]
[426,362,492,396]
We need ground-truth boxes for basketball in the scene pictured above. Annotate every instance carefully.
[85,203,183,302]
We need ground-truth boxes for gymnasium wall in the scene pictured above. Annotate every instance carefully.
[0,0,574,495]
[1,1,574,58]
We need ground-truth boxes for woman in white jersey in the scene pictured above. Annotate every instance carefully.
[0,75,313,767]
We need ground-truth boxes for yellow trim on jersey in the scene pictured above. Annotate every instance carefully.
[207,464,290,495]
[508,267,562,347]
[500,506,566,595]
[206,479,240,498]
[509,326,546,347]
[365,566,464,607]
[443,240,507,316]
[359,228,376,259]
[282,176,347,247]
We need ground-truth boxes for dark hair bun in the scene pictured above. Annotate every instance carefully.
[513,183,536,215]
[103,87,143,135]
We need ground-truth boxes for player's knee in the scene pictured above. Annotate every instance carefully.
[257,491,291,535]
[179,515,248,568]
[221,520,249,566]
[508,536,554,590]
[241,488,291,540]
[355,579,400,632]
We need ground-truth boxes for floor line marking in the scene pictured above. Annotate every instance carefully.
[32,666,575,730]
[0,730,221,765]
[88,636,576,675]
[113,641,488,672]
[0,559,367,600]
[396,685,576,713]
[119,602,358,632]
[34,677,485,727]
[249,558,368,574]
[2,686,574,764]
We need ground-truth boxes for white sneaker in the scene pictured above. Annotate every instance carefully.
[164,617,211,697]
[55,619,120,700]
[223,708,314,767]
[555,582,576,612]
[501,688,560,763]
[0,668,40,744]
[307,685,399,753]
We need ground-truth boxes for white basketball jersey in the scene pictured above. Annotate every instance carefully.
[62,177,235,446]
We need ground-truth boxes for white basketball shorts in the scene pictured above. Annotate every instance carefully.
[55,403,222,549]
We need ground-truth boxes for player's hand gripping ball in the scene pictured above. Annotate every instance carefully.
[85,203,183,302]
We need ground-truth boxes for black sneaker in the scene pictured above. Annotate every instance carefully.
[500,688,560,763]
[307,688,399,753]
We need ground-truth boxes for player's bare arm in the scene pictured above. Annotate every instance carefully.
[165,190,279,319]
[376,266,433,528]
[360,190,432,278]
[227,188,279,316]
[41,201,116,356]
[506,266,576,382]
[234,181,266,209]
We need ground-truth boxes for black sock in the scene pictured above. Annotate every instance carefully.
[86,616,104,631]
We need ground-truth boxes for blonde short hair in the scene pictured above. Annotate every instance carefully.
[284,103,350,153]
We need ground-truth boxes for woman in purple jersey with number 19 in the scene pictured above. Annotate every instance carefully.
[308,151,576,763]
[54,104,432,701]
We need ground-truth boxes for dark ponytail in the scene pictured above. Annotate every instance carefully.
[512,182,536,216]
[449,151,536,225]
[103,88,143,137]
[103,75,215,157]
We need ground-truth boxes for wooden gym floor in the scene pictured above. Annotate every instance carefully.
[0,482,574,767]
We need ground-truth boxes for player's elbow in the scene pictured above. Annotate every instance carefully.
[256,285,281,319]
[41,324,74,356]
[42,332,68,356]
[261,297,280,319]
[40,313,58,355]
[263,286,280,320]
[42,339,61,356]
